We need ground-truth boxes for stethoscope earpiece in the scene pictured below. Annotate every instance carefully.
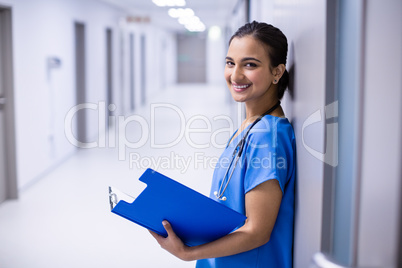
[214,191,227,201]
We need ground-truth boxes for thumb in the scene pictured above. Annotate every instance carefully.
[162,220,174,236]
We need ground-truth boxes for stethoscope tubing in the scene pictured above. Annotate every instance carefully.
[214,101,281,201]
[215,154,241,200]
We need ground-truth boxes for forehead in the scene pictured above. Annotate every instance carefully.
[227,36,269,60]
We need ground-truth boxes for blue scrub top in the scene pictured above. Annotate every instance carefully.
[196,115,296,268]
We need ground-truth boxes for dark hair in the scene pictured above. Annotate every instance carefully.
[230,21,289,100]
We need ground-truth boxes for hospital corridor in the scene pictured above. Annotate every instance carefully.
[0,84,233,267]
[0,0,401,268]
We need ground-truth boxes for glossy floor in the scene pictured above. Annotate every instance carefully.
[0,84,239,268]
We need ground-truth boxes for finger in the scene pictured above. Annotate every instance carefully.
[148,229,162,240]
[162,220,174,237]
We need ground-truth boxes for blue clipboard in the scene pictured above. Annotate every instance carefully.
[109,168,247,247]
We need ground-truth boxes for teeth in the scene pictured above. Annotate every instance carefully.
[233,84,249,89]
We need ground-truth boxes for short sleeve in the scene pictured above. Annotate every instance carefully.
[243,117,294,194]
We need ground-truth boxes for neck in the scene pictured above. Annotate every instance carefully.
[244,86,280,119]
[245,99,279,119]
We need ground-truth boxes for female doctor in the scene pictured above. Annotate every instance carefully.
[150,21,296,268]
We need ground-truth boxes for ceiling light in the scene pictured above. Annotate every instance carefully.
[185,23,206,32]
[152,0,186,7]
[163,4,205,32]
[168,8,194,18]
[208,26,221,40]
[178,15,199,25]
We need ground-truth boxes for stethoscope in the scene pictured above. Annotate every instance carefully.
[214,101,281,201]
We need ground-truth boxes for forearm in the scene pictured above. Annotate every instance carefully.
[184,223,269,261]
[150,181,281,262]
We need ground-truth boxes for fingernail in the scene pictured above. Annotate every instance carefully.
[162,220,167,226]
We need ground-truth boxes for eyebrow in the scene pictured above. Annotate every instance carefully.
[225,56,262,63]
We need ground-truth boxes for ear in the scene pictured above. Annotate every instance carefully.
[273,64,286,84]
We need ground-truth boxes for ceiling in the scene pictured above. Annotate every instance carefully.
[98,0,240,32]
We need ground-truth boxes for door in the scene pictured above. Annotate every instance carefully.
[129,33,135,111]
[0,9,6,201]
[75,22,87,144]
[140,34,146,105]
[106,28,113,126]
[0,7,17,204]
[177,33,206,83]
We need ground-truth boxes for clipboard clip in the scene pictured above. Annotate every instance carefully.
[108,186,135,211]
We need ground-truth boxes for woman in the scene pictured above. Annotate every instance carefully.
[150,21,296,268]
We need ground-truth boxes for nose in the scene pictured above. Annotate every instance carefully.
[230,66,244,82]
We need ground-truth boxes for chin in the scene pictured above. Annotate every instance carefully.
[229,91,248,103]
[230,95,247,103]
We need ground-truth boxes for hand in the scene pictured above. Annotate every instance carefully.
[149,220,192,261]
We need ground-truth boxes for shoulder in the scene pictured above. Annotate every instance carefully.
[247,116,295,144]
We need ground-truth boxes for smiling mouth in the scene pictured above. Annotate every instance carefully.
[232,83,251,92]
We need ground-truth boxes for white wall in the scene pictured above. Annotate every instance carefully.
[7,0,126,189]
[250,1,327,267]
[206,25,225,86]
[0,0,174,189]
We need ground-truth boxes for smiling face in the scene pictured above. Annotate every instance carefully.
[225,36,278,107]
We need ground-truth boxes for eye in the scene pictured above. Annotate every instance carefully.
[245,62,257,67]
[226,61,234,67]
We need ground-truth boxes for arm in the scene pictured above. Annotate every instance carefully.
[149,179,283,261]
